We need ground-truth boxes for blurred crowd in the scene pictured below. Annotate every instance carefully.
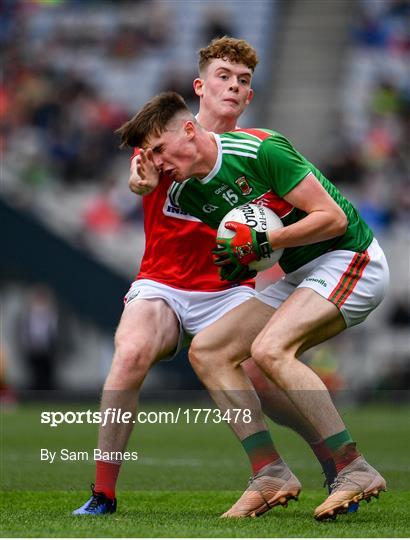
[324,0,410,234]
[2,0,174,235]
[1,0,256,240]
[2,0,409,242]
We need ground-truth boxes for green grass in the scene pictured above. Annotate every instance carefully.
[1,489,406,538]
[1,402,410,537]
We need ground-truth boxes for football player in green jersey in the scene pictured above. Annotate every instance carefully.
[77,37,343,518]
[118,91,389,520]
[125,39,350,503]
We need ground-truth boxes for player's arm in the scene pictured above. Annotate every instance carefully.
[213,173,347,266]
[129,148,160,196]
[215,132,349,268]
[266,172,348,250]
[214,174,347,268]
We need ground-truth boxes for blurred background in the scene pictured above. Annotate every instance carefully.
[1,0,409,402]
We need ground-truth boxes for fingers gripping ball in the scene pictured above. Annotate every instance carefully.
[216,204,284,271]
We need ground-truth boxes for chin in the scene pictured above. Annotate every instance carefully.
[221,104,237,111]
[220,107,239,118]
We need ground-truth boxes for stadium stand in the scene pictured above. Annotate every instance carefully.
[2,0,409,396]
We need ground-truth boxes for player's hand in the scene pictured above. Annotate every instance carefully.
[213,221,272,267]
[219,261,257,282]
[129,149,159,195]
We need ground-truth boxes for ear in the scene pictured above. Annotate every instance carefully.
[184,120,196,139]
[245,88,254,105]
[193,78,204,97]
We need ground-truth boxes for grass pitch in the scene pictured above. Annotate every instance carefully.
[1,402,410,537]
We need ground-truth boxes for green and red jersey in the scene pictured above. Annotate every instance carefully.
[169,129,373,274]
[130,148,255,291]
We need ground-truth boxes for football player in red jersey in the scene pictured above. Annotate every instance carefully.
[74,37,338,516]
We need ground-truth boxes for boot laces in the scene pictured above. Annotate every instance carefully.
[88,483,108,510]
[329,474,362,493]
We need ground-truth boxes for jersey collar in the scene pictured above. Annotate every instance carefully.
[197,133,222,184]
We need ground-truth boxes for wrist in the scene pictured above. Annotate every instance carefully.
[255,231,272,258]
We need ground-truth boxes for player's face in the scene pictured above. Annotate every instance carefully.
[194,59,254,119]
[146,123,197,182]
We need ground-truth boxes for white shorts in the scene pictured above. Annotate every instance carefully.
[124,279,256,359]
[256,238,389,327]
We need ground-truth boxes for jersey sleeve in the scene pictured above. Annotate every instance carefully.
[257,135,311,197]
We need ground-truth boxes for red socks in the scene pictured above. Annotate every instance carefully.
[94,460,121,499]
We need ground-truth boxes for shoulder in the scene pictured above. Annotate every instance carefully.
[256,131,301,159]
[220,129,291,155]
[218,129,273,161]
[220,129,274,147]
[232,128,275,142]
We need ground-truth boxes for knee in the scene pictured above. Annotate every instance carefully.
[189,332,241,381]
[188,334,211,378]
[110,334,153,387]
[250,338,291,379]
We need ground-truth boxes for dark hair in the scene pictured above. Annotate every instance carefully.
[116,91,190,148]
[198,36,258,74]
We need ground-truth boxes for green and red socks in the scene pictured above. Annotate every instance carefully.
[309,439,337,484]
[241,430,281,475]
[324,430,361,473]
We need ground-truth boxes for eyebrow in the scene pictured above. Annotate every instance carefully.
[215,67,251,78]
[151,143,162,152]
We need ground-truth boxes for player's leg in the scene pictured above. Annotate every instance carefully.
[250,287,386,520]
[251,288,347,438]
[251,241,389,443]
[189,298,301,517]
[191,243,388,518]
[188,296,275,440]
[250,242,389,519]
[242,358,336,489]
[189,290,360,519]
[98,297,180,453]
[190,284,336,491]
[73,296,180,515]
[250,289,347,443]
[243,359,319,440]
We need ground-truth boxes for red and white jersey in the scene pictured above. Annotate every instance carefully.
[132,150,255,292]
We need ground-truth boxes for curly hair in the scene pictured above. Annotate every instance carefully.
[198,36,258,74]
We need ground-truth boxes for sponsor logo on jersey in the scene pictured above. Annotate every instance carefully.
[235,176,252,195]
[214,184,229,195]
[163,195,200,222]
